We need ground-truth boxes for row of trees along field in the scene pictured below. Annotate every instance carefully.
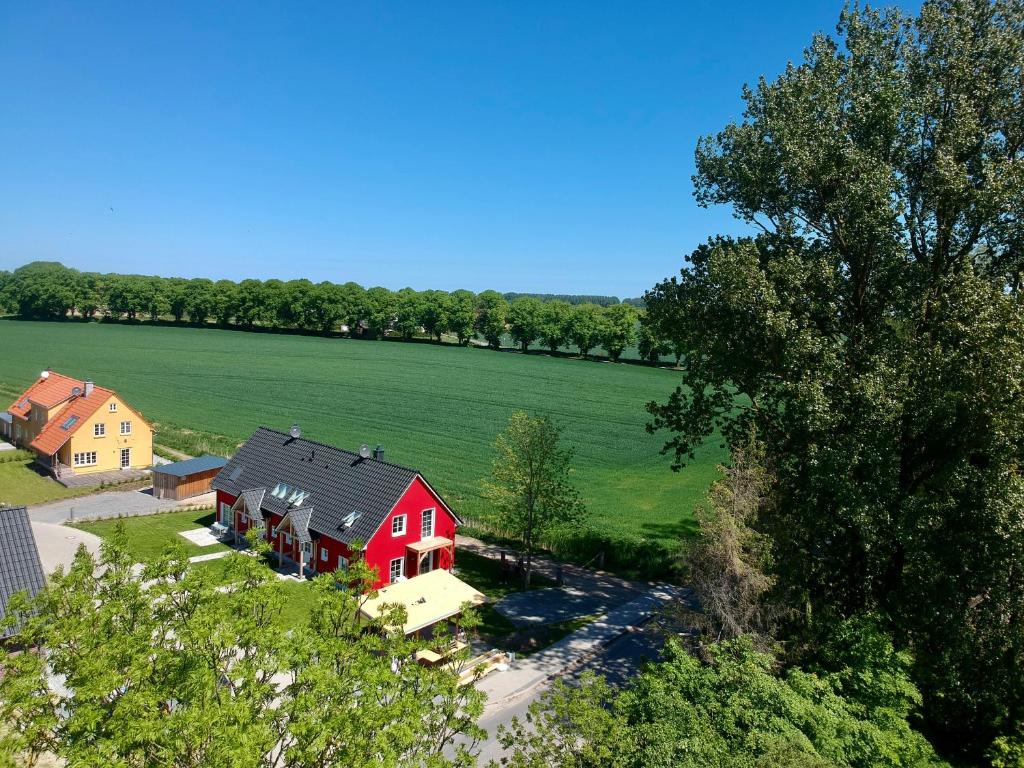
[0,262,673,362]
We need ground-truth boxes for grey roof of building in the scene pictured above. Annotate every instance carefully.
[282,507,314,545]
[153,454,229,478]
[0,412,12,424]
[212,427,423,547]
[0,506,46,639]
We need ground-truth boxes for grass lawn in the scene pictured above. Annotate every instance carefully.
[72,507,229,560]
[0,455,96,507]
[0,320,725,553]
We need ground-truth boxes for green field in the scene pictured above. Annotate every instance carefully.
[0,451,95,507]
[0,320,722,561]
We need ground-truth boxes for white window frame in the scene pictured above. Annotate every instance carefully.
[120,420,132,435]
[285,532,292,545]
[421,508,435,538]
[73,451,97,467]
[391,515,407,537]
[219,502,232,525]
[109,402,118,412]
[389,557,404,583]
[321,547,329,561]
[337,555,349,570]
[94,423,106,437]
[301,541,312,556]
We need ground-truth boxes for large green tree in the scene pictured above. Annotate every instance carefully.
[646,0,1024,757]
[0,531,485,767]
[499,633,946,768]
[598,303,638,361]
[507,296,544,352]
[475,290,510,350]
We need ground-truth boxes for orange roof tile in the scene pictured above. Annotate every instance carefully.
[29,385,115,456]
[7,372,83,419]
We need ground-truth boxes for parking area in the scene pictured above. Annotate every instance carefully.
[28,488,216,524]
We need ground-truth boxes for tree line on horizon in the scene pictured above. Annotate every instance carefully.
[0,261,673,363]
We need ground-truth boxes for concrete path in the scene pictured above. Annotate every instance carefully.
[188,550,232,564]
[475,583,682,710]
[30,521,102,575]
[0,440,15,452]
[28,489,216,524]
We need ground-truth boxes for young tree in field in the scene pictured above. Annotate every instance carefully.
[0,529,485,767]
[508,296,544,352]
[567,303,604,358]
[474,290,509,349]
[598,303,638,361]
[538,300,572,353]
[442,289,477,345]
[483,411,584,589]
[647,0,1024,757]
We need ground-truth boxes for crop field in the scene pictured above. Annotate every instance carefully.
[0,320,724,557]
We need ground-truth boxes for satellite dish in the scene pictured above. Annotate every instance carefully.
[40,370,50,380]
[359,444,371,459]
[289,424,301,439]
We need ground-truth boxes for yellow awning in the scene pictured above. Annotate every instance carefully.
[359,569,485,635]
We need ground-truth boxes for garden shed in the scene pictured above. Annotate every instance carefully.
[152,455,228,500]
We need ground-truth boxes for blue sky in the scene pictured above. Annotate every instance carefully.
[0,2,915,297]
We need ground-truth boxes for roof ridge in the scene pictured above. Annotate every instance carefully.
[256,426,420,475]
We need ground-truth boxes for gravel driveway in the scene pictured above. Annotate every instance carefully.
[28,489,216,524]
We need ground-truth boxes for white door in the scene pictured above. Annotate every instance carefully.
[120,448,131,468]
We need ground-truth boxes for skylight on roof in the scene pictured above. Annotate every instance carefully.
[228,466,243,481]
[272,483,292,500]
[288,489,310,505]
[341,511,362,528]
[60,415,79,430]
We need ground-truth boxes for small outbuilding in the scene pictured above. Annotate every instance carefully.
[152,455,228,500]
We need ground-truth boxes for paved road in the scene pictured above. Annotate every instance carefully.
[474,618,671,764]
[29,489,216,524]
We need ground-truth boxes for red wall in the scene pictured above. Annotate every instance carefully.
[215,477,457,589]
[363,476,457,588]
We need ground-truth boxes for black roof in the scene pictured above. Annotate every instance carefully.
[0,506,46,639]
[213,427,426,547]
[153,454,228,478]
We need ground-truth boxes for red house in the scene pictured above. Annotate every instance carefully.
[212,426,460,589]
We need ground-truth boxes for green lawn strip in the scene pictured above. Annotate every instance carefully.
[0,459,97,507]
[72,507,227,561]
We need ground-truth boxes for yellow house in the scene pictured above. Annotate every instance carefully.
[6,370,153,477]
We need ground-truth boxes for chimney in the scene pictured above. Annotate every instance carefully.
[83,380,94,397]
[373,445,384,461]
